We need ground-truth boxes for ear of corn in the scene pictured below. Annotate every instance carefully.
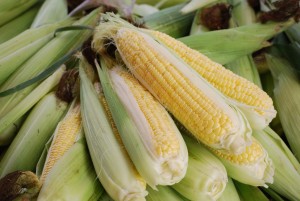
[234,181,269,201]
[93,15,252,154]
[30,0,68,28]
[212,137,274,187]
[0,18,73,85]
[0,66,66,144]
[217,177,240,201]
[0,117,25,146]
[0,91,68,178]
[0,5,39,44]
[143,3,195,38]
[39,99,82,184]
[0,8,99,117]
[147,29,276,130]
[147,185,189,201]
[98,59,188,188]
[172,134,227,201]
[253,127,300,200]
[79,59,148,201]
[37,137,104,201]
[0,0,39,26]
[266,54,300,162]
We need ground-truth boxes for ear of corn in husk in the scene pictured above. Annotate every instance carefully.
[0,5,39,44]
[0,8,100,118]
[143,3,195,38]
[79,56,148,201]
[93,14,252,155]
[147,29,276,130]
[266,53,300,162]
[253,127,300,200]
[147,185,189,201]
[30,0,68,28]
[39,97,82,184]
[0,66,66,145]
[0,18,73,85]
[211,136,274,187]
[97,58,188,188]
[177,18,294,65]
[234,181,269,201]
[0,91,68,178]
[180,0,219,14]
[0,0,40,26]
[37,137,104,201]
[217,177,240,201]
[0,170,41,201]
[172,134,227,201]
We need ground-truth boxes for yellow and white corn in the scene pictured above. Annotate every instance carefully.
[147,29,276,130]
[40,99,82,183]
[98,61,188,188]
[93,14,252,155]
[212,137,274,187]
[80,58,147,201]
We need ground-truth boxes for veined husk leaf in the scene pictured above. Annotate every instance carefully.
[217,177,240,201]
[173,135,227,201]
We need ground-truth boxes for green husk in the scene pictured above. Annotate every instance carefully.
[217,177,240,201]
[31,0,68,28]
[147,185,188,201]
[234,181,269,201]
[0,9,99,117]
[173,135,227,201]
[253,128,300,201]
[0,17,73,86]
[0,66,65,140]
[37,138,104,201]
[143,3,195,38]
[0,5,39,44]
[0,0,40,26]
[0,91,68,177]
[79,58,147,201]
[179,19,294,64]
[266,54,300,162]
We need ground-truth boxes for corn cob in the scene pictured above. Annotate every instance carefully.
[0,5,39,44]
[147,29,276,130]
[0,91,68,177]
[79,57,147,201]
[98,60,188,188]
[0,8,99,118]
[30,0,68,28]
[212,137,274,187]
[173,135,227,201]
[217,177,240,201]
[0,66,66,145]
[37,137,104,201]
[93,14,252,154]
[39,98,82,184]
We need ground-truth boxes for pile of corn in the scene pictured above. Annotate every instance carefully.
[0,0,300,200]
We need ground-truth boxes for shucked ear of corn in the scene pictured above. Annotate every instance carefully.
[97,58,188,188]
[79,55,148,201]
[93,13,256,155]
